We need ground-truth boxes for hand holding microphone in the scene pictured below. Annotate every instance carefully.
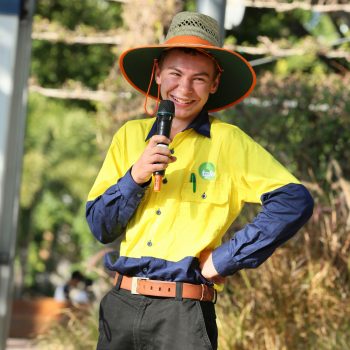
[131,100,175,189]
[153,100,175,191]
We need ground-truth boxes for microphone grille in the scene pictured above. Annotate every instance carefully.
[158,100,175,114]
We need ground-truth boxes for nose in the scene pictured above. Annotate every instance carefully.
[178,77,193,93]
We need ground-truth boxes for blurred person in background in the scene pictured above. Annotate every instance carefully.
[54,270,90,304]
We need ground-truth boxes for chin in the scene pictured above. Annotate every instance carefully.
[175,107,201,120]
[175,111,195,120]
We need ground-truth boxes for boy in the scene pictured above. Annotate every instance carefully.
[86,11,313,350]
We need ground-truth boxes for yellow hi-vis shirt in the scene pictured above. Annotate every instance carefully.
[86,114,305,284]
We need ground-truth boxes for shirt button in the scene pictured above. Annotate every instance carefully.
[142,267,148,273]
[136,193,143,198]
[170,148,175,154]
[147,240,152,247]
[201,193,207,199]
[156,209,161,215]
[162,178,168,184]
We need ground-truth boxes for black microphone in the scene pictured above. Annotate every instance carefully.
[153,100,175,192]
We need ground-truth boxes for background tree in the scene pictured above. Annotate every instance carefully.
[18,93,100,293]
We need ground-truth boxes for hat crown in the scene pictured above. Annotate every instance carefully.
[165,11,221,47]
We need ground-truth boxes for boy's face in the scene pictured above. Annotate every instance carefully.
[155,49,219,123]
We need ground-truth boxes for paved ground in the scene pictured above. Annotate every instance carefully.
[6,338,37,349]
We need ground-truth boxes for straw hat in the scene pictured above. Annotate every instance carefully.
[119,11,256,113]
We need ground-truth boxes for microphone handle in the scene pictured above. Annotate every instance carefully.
[154,143,168,177]
[153,115,173,192]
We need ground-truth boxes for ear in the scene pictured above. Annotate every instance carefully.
[209,75,220,94]
[155,64,161,85]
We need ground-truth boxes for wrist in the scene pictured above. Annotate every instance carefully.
[131,166,150,186]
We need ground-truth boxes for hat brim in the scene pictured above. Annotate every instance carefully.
[119,44,256,112]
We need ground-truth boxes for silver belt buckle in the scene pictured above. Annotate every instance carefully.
[131,277,148,294]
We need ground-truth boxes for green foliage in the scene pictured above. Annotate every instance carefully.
[19,93,102,290]
[36,0,122,30]
[227,7,347,75]
[31,41,116,89]
[32,0,121,90]
[184,0,197,12]
[230,8,310,44]
[306,13,339,43]
[23,93,100,205]
[219,73,350,187]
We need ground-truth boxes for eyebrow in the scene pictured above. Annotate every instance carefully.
[167,66,211,78]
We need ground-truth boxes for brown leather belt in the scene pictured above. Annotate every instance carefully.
[113,273,216,303]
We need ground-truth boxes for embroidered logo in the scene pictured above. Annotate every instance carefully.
[199,162,216,180]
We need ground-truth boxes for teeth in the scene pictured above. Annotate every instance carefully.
[172,96,192,104]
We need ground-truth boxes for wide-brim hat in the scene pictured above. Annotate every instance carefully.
[119,11,256,112]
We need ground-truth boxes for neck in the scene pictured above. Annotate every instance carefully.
[170,117,194,139]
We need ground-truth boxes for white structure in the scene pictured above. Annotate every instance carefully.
[0,1,35,348]
[196,0,246,42]
[197,0,227,45]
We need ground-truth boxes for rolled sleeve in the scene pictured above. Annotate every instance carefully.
[86,169,149,244]
[212,183,314,276]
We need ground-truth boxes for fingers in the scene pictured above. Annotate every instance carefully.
[199,250,225,284]
[131,136,176,184]
[146,136,175,166]
[148,138,172,156]
[146,146,175,167]
[149,135,171,147]
[151,153,174,165]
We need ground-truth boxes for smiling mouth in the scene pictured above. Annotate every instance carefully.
[171,95,194,105]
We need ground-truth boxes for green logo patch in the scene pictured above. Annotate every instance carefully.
[199,162,216,180]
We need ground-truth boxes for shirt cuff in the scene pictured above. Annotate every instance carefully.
[212,242,240,277]
[117,168,148,199]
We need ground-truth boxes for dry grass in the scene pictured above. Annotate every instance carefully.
[217,181,350,350]
[34,306,99,350]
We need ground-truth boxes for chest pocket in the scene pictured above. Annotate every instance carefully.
[181,180,228,205]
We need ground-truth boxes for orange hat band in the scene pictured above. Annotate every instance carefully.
[164,35,215,47]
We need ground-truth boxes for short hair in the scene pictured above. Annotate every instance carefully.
[71,270,84,281]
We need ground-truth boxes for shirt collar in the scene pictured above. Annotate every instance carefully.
[145,109,211,141]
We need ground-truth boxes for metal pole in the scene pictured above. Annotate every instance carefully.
[0,0,35,348]
[196,0,227,45]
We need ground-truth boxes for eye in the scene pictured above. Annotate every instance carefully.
[194,77,207,83]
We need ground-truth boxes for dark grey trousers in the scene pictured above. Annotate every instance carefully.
[97,287,218,350]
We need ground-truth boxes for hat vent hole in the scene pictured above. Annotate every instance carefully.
[176,18,218,44]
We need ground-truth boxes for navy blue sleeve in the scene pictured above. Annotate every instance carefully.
[212,183,314,276]
[86,169,149,244]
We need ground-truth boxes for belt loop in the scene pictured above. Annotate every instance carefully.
[115,273,123,290]
[200,285,205,301]
[175,282,183,301]
[213,289,217,304]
